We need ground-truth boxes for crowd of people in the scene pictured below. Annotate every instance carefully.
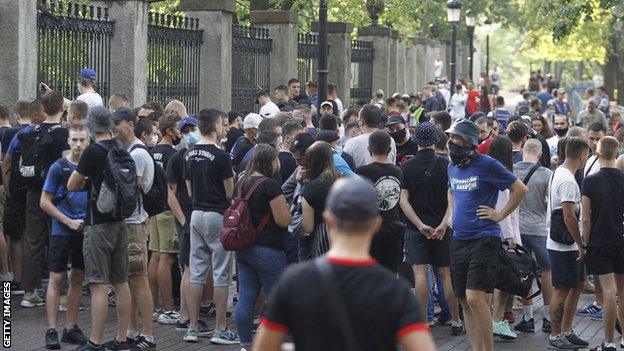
[3,66,624,351]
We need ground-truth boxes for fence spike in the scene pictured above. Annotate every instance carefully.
[166,14,172,27]
[89,5,94,19]
[96,6,102,20]
[74,3,79,18]
[49,0,55,14]
[195,18,199,30]
[67,3,73,17]
[81,4,87,18]
[189,18,194,29]
[104,7,108,20]
[148,11,153,25]
[184,17,189,29]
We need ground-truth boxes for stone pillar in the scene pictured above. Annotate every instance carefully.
[251,11,298,90]
[405,38,419,94]
[92,0,149,106]
[181,0,234,111]
[388,30,399,94]
[412,37,429,93]
[312,21,353,106]
[359,26,393,97]
[0,0,37,105]
[397,42,407,93]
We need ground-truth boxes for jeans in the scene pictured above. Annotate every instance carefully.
[283,231,299,264]
[427,265,451,322]
[235,245,287,346]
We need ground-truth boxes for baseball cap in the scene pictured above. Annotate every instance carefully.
[386,115,407,126]
[178,116,197,131]
[87,106,113,133]
[415,122,439,147]
[111,107,136,124]
[79,68,96,81]
[243,113,263,129]
[326,178,379,222]
[445,118,480,148]
[320,101,333,109]
[316,130,340,143]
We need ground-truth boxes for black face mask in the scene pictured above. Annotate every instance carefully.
[389,128,407,145]
[172,136,181,146]
[553,127,568,137]
[448,141,477,168]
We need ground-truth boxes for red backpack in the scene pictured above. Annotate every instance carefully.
[220,177,271,251]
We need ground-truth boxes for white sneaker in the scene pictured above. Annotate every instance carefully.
[183,328,199,343]
[158,310,180,324]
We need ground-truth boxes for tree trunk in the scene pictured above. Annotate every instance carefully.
[250,0,270,11]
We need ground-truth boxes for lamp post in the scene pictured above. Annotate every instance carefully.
[484,19,492,77]
[465,11,475,81]
[317,0,328,110]
[446,0,461,86]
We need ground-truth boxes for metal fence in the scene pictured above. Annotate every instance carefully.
[297,33,319,85]
[231,24,272,113]
[147,12,203,115]
[37,0,114,102]
[350,40,375,103]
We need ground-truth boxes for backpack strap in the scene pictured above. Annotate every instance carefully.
[53,157,73,205]
[242,177,272,232]
[522,163,541,185]
[424,154,440,177]
[584,156,599,178]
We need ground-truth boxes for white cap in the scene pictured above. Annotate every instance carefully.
[243,113,263,129]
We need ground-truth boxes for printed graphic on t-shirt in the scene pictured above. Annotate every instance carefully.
[451,175,478,192]
[373,175,401,211]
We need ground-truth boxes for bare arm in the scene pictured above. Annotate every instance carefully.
[562,201,583,247]
[433,189,453,239]
[252,327,286,351]
[399,330,437,351]
[270,194,292,228]
[399,189,433,237]
[167,182,186,225]
[223,176,234,204]
[617,155,624,170]
[477,179,528,222]
[185,180,192,198]
[67,170,86,192]
[301,197,315,234]
[581,195,591,245]
[2,154,11,196]
[40,192,83,231]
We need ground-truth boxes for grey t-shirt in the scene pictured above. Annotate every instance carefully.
[513,162,552,237]
[126,139,154,225]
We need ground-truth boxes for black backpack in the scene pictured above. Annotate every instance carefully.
[495,244,542,299]
[129,144,168,217]
[92,141,139,222]
[16,124,63,189]
[51,157,75,206]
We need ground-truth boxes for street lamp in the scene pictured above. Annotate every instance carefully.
[484,18,493,77]
[317,0,328,110]
[446,0,461,86]
[465,11,475,81]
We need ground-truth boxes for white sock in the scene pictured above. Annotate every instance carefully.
[543,305,550,320]
[127,330,139,339]
[523,306,534,320]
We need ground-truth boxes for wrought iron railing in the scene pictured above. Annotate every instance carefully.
[37,0,114,102]
[297,33,319,85]
[147,12,203,115]
[350,40,375,103]
[231,24,272,113]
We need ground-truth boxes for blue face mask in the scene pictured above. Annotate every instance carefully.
[184,131,201,146]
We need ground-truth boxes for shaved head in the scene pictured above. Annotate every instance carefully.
[165,100,188,119]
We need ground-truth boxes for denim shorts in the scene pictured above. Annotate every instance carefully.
[520,235,550,269]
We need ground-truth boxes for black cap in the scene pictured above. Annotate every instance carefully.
[326,178,379,221]
[386,115,407,126]
[316,130,340,143]
[111,107,136,124]
[446,118,480,147]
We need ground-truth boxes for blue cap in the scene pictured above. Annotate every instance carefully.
[79,68,96,81]
[415,122,439,147]
[178,117,197,131]
[111,107,136,124]
[326,178,379,222]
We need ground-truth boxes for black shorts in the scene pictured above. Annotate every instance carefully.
[450,236,500,298]
[49,235,85,273]
[404,228,451,267]
[3,195,26,239]
[370,225,402,272]
[176,220,190,267]
[548,249,585,289]
[584,245,624,276]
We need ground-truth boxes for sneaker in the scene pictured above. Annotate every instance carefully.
[590,309,604,321]
[107,289,117,307]
[503,311,516,324]
[152,308,163,321]
[130,335,156,351]
[82,284,90,296]
[176,320,213,336]
[183,328,199,343]
[589,342,617,351]
[21,291,45,307]
[435,317,452,326]
[583,280,596,294]
[514,317,535,333]
[46,328,61,350]
[493,320,517,341]
[102,339,131,350]
[71,341,105,351]
[253,314,262,328]
[10,281,25,295]
[542,318,552,333]
[158,309,180,325]
[451,320,465,335]
[210,329,241,345]
[549,335,580,350]
[199,303,215,316]
[576,302,601,316]
[62,325,88,345]
[565,331,589,347]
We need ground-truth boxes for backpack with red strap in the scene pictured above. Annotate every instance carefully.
[220,177,271,251]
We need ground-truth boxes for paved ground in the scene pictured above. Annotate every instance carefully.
[10,289,609,351]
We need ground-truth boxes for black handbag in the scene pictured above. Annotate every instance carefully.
[549,208,576,245]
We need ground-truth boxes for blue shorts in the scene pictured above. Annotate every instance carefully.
[520,235,550,269]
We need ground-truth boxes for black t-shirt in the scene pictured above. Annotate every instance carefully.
[264,257,426,351]
[401,149,449,229]
[151,144,176,171]
[341,151,356,171]
[581,168,624,247]
[1,124,27,155]
[76,139,120,225]
[302,175,333,225]
[40,122,70,157]
[167,147,192,217]
[278,151,297,185]
[356,162,403,223]
[396,137,419,166]
[225,127,244,154]
[183,144,233,214]
[241,175,286,250]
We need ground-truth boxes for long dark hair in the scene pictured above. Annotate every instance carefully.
[241,144,278,186]
[305,141,339,182]
[487,136,513,171]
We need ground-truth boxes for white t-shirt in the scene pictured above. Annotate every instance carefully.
[126,139,154,225]
[546,166,580,252]
[344,132,396,168]
[547,136,560,158]
[259,101,280,118]
[496,190,521,245]
[449,93,467,120]
[583,154,601,177]
[77,91,103,110]
[434,59,443,78]
[334,98,344,117]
